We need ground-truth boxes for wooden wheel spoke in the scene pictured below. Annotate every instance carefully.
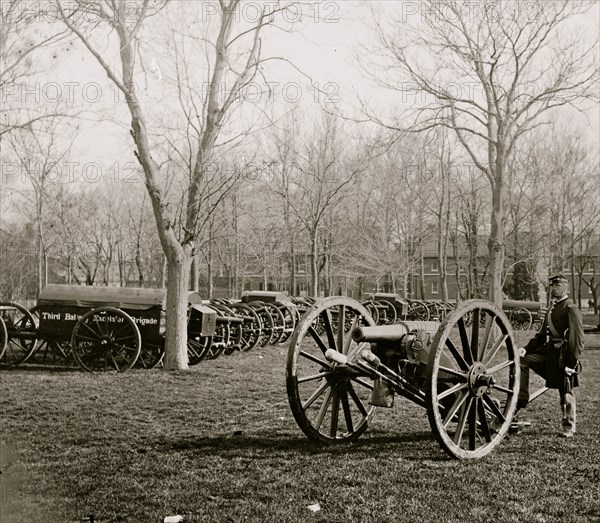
[476,398,493,443]
[457,318,474,365]
[298,371,330,384]
[341,390,354,433]
[314,387,334,431]
[336,305,346,352]
[342,316,359,355]
[479,314,494,361]
[438,382,468,401]
[471,309,481,360]
[445,338,470,371]
[112,334,138,343]
[111,343,138,352]
[468,399,478,450]
[453,396,472,443]
[108,351,121,370]
[483,334,508,366]
[487,359,514,375]
[329,389,341,437]
[93,316,107,336]
[491,384,514,395]
[442,390,469,428]
[82,322,102,338]
[299,349,331,368]
[482,394,505,423]
[322,309,337,350]
[301,380,330,410]
[307,326,329,354]
[347,384,369,417]
[438,365,467,380]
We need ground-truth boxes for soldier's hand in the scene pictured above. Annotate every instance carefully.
[518,347,526,358]
[564,366,576,376]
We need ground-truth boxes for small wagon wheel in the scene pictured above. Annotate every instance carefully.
[136,341,165,369]
[274,303,298,344]
[71,307,142,372]
[248,301,275,347]
[0,302,38,365]
[361,300,380,324]
[0,317,7,361]
[375,300,397,325]
[187,335,213,366]
[209,303,243,355]
[509,307,532,331]
[26,306,75,367]
[261,302,287,344]
[407,300,430,321]
[230,303,262,352]
[203,309,231,360]
[426,299,519,459]
[286,297,377,444]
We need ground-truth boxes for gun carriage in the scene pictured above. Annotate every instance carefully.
[286,296,522,459]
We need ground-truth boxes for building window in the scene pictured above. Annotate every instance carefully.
[431,260,439,272]
[297,256,307,274]
[431,281,439,294]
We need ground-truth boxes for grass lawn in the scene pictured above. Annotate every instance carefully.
[1,330,599,523]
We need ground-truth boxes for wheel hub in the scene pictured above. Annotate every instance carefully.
[467,362,495,397]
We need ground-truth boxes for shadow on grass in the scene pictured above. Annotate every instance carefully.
[153,431,447,460]
[0,364,79,372]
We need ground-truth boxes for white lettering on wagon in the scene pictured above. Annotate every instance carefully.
[133,317,158,326]
[41,312,60,320]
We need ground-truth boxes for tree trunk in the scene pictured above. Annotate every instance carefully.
[162,253,192,370]
[190,256,199,291]
[488,163,505,306]
[310,230,319,297]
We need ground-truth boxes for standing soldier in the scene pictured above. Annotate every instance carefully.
[517,274,584,438]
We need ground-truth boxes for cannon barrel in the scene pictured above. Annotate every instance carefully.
[502,299,543,311]
[352,324,410,343]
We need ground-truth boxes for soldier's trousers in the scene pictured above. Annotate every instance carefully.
[519,352,576,432]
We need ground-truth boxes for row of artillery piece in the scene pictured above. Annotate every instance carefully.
[0,287,512,371]
[0,286,548,459]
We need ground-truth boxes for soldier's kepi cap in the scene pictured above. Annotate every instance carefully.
[548,274,568,285]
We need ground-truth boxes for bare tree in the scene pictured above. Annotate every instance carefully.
[0,0,72,138]
[361,0,599,304]
[57,0,297,369]
[5,120,76,295]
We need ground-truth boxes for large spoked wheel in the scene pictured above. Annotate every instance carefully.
[426,299,519,459]
[71,307,142,372]
[0,302,38,365]
[286,297,377,444]
[0,317,7,361]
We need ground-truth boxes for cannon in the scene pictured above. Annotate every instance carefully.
[503,300,546,331]
[286,296,522,459]
[0,285,218,371]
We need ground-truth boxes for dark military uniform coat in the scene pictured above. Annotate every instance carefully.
[523,297,584,389]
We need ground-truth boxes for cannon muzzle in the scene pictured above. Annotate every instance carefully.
[352,324,410,343]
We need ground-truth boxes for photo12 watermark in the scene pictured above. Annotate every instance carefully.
[397,1,542,24]
[1,81,140,106]
[198,1,340,24]
[202,80,339,106]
